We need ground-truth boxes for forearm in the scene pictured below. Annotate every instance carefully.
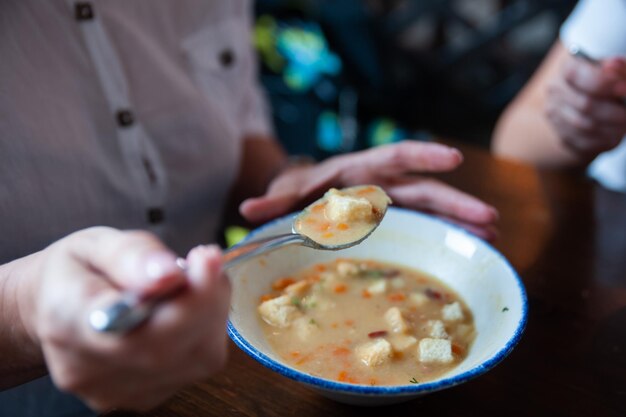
[493,41,590,169]
[230,135,288,204]
[492,102,582,168]
[0,252,46,390]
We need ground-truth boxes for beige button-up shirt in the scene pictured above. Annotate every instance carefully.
[0,0,272,265]
[0,1,271,414]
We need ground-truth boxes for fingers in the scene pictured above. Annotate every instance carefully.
[40,235,231,412]
[341,141,463,178]
[431,214,499,242]
[383,177,499,226]
[240,192,301,224]
[240,162,342,224]
[548,76,626,125]
[63,227,186,296]
[602,57,626,94]
[563,56,622,98]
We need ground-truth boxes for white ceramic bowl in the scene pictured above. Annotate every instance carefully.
[227,207,527,406]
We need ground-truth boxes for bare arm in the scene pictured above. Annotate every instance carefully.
[0,253,46,389]
[493,41,626,168]
[229,135,289,206]
[492,42,582,167]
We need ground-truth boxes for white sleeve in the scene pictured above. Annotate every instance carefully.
[560,0,626,192]
[560,0,626,59]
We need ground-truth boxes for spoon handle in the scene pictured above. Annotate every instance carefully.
[88,233,305,334]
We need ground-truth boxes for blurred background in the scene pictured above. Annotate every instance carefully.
[253,0,577,159]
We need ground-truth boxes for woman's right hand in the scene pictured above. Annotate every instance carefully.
[545,54,626,160]
[30,227,231,412]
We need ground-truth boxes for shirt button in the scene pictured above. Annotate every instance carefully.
[219,49,235,68]
[147,208,164,224]
[116,109,134,127]
[74,2,94,21]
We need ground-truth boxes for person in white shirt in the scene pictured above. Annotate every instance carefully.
[0,1,498,415]
[493,0,626,192]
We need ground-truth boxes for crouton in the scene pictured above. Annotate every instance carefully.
[325,190,373,223]
[367,279,388,295]
[355,338,393,367]
[417,338,454,363]
[284,280,310,297]
[258,295,300,328]
[408,292,429,307]
[389,334,418,352]
[442,301,464,322]
[426,320,449,339]
[384,306,409,333]
[336,261,359,278]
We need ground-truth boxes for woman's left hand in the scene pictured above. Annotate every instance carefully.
[240,141,498,241]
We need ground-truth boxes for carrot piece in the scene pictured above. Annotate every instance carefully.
[333,347,350,356]
[295,354,312,365]
[290,351,301,358]
[272,277,296,291]
[315,264,327,272]
[388,293,406,302]
[337,371,349,382]
[331,322,339,329]
[452,343,465,355]
[322,232,334,239]
[361,289,372,299]
[337,223,349,231]
[317,222,331,231]
[312,203,325,213]
[334,283,348,293]
[259,294,276,302]
[344,319,354,326]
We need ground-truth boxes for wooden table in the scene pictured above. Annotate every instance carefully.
[111,142,626,417]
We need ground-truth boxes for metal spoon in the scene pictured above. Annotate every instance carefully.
[89,196,388,334]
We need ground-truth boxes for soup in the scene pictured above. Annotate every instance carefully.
[258,259,476,386]
[294,185,391,247]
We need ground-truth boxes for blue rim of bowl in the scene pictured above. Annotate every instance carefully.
[227,206,528,395]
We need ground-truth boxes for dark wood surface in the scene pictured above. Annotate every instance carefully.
[111,142,626,417]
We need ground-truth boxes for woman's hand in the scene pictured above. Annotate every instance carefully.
[545,55,626,160]
[240,141,499,240]
[30,227,230,412]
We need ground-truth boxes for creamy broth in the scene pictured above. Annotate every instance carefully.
[258,259,476,386]
[294,185,391,247]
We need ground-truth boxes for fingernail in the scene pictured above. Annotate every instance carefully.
[187,245,223,285]
[449,147,463,162]
[145,252,180,281]
[489,206,500,221]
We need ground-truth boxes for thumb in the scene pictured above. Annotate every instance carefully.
[65,227,186,298]
[239,192,300,224]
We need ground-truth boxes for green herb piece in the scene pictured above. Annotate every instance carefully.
[309,318,317,325]
[409,377,419,384]
[360,269,384,279]
[502,307,509,312]
[291,297,301,307]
